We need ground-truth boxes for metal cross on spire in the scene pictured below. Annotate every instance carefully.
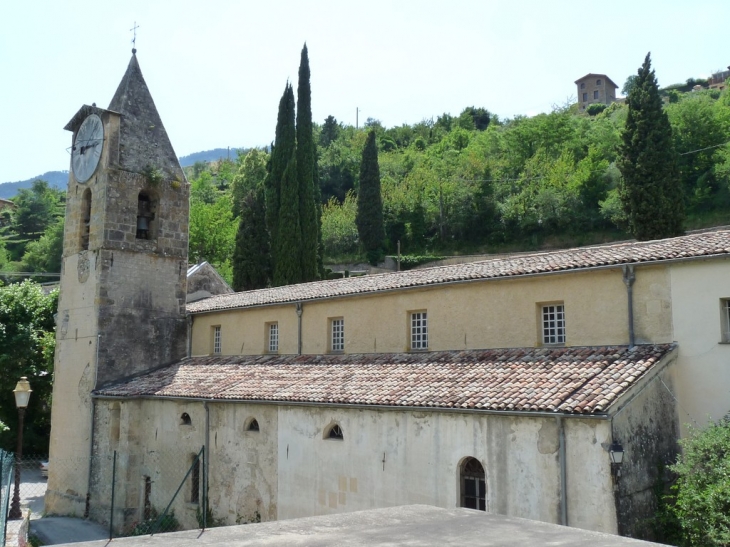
[130,21,140,54]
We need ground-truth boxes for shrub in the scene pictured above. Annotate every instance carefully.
[670,418,730,546]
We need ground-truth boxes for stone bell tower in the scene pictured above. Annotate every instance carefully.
[46,52,189,516]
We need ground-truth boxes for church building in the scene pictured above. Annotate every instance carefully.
[46,54,730,540]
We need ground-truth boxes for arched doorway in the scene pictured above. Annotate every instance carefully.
[460,457,486,511]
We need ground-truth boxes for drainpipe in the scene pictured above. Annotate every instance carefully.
[204,401,210,518]
[187,315,194,358]
[622,265,636,348]
[557,416,568,526]
[85,333,101,518]
[296,303,303,355]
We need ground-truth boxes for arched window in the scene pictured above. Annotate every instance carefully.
[180,412,192,425]
[80,188,92,250]
[247,418,260,432]
[325,423,343,440]
[460,457,486,511]
[136,191,158,240]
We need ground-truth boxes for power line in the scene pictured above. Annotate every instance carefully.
[0,271,60,277]
[679,140,730,156]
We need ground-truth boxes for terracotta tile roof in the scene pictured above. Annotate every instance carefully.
[187,229,730,314]
[95,344,675,415]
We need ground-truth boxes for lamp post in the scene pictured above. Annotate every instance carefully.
[9,377,32,520]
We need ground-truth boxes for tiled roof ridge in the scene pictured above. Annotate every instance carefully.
[95,343,677,415]
[187,228,730,314]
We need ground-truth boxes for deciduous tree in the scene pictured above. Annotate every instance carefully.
[0,281,57,453]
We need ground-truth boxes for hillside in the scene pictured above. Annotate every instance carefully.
[0,171,69,199]
[0,148,249,199]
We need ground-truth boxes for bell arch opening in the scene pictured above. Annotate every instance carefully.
[136,190,158,240]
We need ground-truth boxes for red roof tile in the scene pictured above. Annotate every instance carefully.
[95,344,675,415]
[187,229,730,314]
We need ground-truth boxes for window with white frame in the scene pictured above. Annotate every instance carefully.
[331,318,344,352]
[411,311,428,350]
[721,299,730,342]
[212,326,221,354]
[268,322,279,353]
[541,304,565,345]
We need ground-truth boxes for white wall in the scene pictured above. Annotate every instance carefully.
[670,259,730,436]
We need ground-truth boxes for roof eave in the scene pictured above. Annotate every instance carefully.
[186,252,730,316]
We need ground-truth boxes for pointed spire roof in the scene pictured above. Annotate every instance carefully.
[108,53,184,181]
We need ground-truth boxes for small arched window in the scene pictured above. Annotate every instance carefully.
[325,424,343,440]
[80,188,92,250]
[247,418,260,432]
[180,412,192,425]
[596,79,602,85]
[460,457,486,511]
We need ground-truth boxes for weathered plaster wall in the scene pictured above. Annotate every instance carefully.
[276,407,615,533]
[46,252,100,516]
[96,399,617,535]
[669,258,730,437]
[90,400,277,531]
[191,266,673,356]
[610,362,679,539]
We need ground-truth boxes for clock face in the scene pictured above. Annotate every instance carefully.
[72,114,104,183]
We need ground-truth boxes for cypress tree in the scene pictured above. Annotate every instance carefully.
[232,187,270,291]
[356,130,386,265]
[274,155,303,286]
[296,43,320,281]
[618,53,684,240]
[265,84,296,262]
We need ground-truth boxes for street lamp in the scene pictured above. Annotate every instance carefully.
[9,377,31,520]
[609,440,624,481]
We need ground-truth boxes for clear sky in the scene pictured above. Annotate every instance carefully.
[1,0,728,183]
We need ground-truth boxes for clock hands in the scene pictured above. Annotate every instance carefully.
[78,140,101,155]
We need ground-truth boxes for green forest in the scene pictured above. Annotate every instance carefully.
[197,79,730,282]
[1,71,730,287]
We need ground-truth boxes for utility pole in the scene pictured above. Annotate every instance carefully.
[356,107,359,130]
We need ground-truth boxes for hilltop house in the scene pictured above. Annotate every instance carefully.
[575,74,618,110]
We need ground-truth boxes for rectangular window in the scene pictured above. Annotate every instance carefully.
[331,318,344,352]
[582,92,588,102]
[268,322,279,353]
[593,90,599,99]
[542,304,565,345]
[411,311,428,350]
[721,299,730,342]
[212,326,221,354]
